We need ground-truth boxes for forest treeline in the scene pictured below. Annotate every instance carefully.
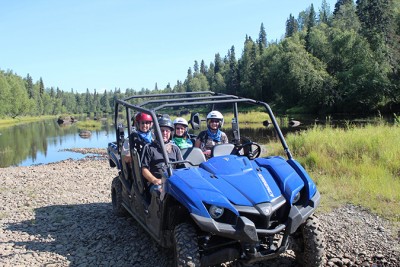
[0,0,399,118]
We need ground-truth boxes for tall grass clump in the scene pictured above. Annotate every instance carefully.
[76,120,102,130]
[282,124,400,221]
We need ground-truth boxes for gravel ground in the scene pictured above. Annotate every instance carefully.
[0,149,399,267]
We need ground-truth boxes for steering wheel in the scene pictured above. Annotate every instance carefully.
[236,142,261,159]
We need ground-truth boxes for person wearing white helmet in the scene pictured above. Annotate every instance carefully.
[172,117,193,149]
[194,110,228,157]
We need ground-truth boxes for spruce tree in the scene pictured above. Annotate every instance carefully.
[193,60,199,74]
[305,4,317,52]
[25,74,34,99]
[200,60,207,75]
[285,14,298,37]
[214,53,223,74]
[39,77,45,96]
[226,46,239,95]
[258,23,267,53]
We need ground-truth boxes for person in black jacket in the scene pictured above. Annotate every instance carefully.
[141,116,182,192]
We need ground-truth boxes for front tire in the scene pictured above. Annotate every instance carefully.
[111,176,128,217]
[173,223,201,267]
[292,215,326,267]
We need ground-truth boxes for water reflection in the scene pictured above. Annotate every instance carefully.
[0,119,115,168]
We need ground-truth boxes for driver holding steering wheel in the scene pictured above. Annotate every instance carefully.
[194,110,228,157]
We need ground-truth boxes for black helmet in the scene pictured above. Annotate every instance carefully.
[158,116,174,131]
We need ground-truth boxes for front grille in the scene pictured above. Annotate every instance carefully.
[234,195,287,231]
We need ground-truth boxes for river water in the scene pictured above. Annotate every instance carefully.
[0,118,114,168]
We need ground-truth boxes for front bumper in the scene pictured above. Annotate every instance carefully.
[191,190,321,244]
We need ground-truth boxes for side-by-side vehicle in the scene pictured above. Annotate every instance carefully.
[107,91,325,266]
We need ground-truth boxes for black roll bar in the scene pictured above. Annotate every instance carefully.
[113,92,293,176]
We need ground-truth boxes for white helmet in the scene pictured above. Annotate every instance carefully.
[173,117,188,127]
[206,110,224,128]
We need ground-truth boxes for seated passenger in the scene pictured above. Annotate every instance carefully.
[194,110,228,158]
[141,116,183,193]
[172,117,193,149]
[121,112,154,163]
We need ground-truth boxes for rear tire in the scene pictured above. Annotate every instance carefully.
[173,223,200,267]
[111,176,128,216]
[292,215,326,267]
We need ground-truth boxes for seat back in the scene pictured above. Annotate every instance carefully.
[181,147,206,167]
[211,143,235,157]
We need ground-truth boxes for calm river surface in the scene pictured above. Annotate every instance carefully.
[0,118,115,168]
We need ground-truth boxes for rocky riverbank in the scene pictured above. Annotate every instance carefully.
[0,149,399,266]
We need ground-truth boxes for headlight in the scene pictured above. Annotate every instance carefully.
[209,205,224,219]
[293,192,301,204]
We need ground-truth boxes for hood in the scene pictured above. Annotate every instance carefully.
[170,155,285,206]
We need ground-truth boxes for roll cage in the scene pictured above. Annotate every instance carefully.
[113,91,292,177]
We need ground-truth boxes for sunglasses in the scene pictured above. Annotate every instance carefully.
[140,121,152,125]
[210,119,220,123]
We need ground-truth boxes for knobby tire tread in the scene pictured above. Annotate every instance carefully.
[174,223,201,267]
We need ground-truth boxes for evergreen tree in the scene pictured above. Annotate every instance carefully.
[193,60,199,74]
[93,89,101,114]
[305,4,317,52]
[357,0,400,103]
[25,74,34,99]
[49,87,55,98]
[100,90,111,114]
[334,0,354,16]
[319,0,332,24]
[165,83,172,92]
[356,0,391,53]
[200,60,207,75]
[258,23,267,52]
[285,14,299,37]
[33,82,44,115]
[239,37,260,98]
[214,53,223,73]
[226,46,239,95]
[184,67,193,92]
[38,77,45,96]
[85,88,92,113]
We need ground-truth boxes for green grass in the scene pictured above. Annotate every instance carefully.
[267,123,400,221]
[0,115,58,128]
[172,111,270,124]
[76,120,102,130]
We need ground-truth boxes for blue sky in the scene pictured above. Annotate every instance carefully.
[0,0,337,93]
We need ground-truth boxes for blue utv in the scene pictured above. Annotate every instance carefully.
[107,91,325,266]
